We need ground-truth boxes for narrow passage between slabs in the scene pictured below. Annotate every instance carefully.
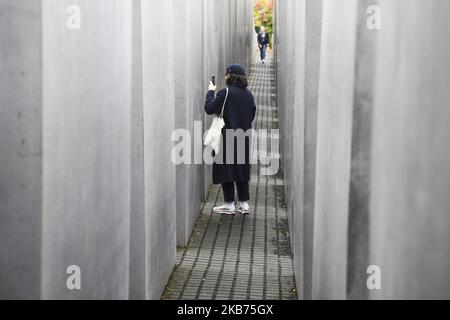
[163,54,298,300]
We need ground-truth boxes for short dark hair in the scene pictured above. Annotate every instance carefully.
[226,73,248,88]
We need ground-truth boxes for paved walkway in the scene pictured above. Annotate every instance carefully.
[162,55,297,300]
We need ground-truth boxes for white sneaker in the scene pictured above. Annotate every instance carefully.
[213,203,236,216]
[237,202,251,215]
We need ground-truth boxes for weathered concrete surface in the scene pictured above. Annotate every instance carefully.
[276,0,325,300]
[302,0,323,300]
[41,0,132,299]
[173,0,206,247]
[202,0,217,197]
[346,0,378,300]
[275,0,294,232]
[129,0,178,300]
[0,0,42,299]
[0,0,254,300]
[276,0,358,299]
[369,0,450,300]
[290,0,307,301]
[277,0,359,300]
[129,0,146,300]
[140,0,178,300]
[311,0,358,300]
[275,0,450,300]
[275,0,306,299]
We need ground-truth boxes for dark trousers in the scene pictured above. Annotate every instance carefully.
[260,45,267,60]
[222,182,250,203]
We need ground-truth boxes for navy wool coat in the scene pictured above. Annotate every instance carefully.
[205,84,257,184]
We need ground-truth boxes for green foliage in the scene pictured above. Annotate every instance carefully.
[254,0,274,36]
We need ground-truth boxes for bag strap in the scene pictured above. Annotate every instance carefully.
[219,87,229,119]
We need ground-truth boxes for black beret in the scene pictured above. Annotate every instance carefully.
[226,64,246,76]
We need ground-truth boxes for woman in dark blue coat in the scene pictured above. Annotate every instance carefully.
[205,64,257,216]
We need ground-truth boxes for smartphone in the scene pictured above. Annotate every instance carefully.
[211,76,216,86]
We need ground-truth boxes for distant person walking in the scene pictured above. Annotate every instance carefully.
[257,27,270,64]
[205,64,257,216]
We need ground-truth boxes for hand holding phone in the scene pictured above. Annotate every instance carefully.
[209,76,217,91]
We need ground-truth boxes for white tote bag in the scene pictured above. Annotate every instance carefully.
[204,88,229,154]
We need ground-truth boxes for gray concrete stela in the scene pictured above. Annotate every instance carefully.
[0,0,255,300]
[1,0,450,300]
